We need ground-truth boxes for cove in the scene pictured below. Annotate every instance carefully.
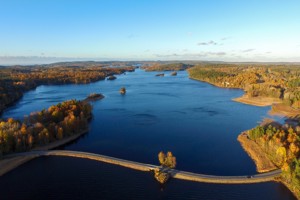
[0,69,295,199]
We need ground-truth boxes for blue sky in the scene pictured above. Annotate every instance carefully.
[0,0,300,64]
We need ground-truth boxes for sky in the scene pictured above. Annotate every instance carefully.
[0,0,300,65]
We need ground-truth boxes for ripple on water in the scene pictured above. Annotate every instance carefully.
[132,113,159,125]
[139,92,179,98]
[188,107,222,116]
[102,108,128,112]
[169,110,187,115]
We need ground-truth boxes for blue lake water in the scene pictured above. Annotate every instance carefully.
[0,69,294,199]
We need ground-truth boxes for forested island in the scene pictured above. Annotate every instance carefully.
[0,64,135,115]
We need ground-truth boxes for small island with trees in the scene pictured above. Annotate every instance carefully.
[85,93,105,102]
[154,151,176,184]
[119,87,126,95]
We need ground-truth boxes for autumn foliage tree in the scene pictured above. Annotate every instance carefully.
[0,99,92,156]
[158,151,176,168]
[247,123,300,196]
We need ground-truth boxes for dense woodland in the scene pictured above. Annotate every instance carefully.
[0,65,135,114]
[248,121,300,197]
[0,99,92,156]
[188,64,300,109]
[143,63,193,71]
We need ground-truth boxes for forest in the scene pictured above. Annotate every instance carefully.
[188,64,300,109]
[143,63,193,71]
[247,121,300,197]
[0,65,135,114]
[0,99,92,156]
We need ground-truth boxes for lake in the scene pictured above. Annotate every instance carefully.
[0,69,295,199]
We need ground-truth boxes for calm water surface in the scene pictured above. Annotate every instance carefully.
[0,69,295,199]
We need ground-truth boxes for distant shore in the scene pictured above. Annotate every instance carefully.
[0,129,88,176]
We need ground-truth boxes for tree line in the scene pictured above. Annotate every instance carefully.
[0,65,135,114]
[188,64,300,109]
[248,122,300,196]
[0,99,92,156]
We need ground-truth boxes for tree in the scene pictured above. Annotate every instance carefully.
[276,146,287,166]
[165,152,176,168]
[158,151,176,169]
[158,151,166,165]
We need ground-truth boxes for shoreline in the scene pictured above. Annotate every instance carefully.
[237,132,277,173]
[233,95,282,107]
[0,129,88,176]
[189,76,300,117]
[238,132,300,199]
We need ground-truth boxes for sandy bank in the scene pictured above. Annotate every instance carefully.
[233,95,281,107]
[0,129,88,176]
[238,132,277,173]
[269,103,300,118]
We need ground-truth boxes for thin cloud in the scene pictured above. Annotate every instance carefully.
[154,53,180,58]
[187,32,193,36]
[154,51,226,58]
[221,37,232,41]
[127,34,137,39]
[197,40,217,46]
[207,52,226,56]
[241,49,255,53]
[0,56,107,65]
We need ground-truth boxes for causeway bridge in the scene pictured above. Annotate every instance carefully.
[1,150,282,184]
